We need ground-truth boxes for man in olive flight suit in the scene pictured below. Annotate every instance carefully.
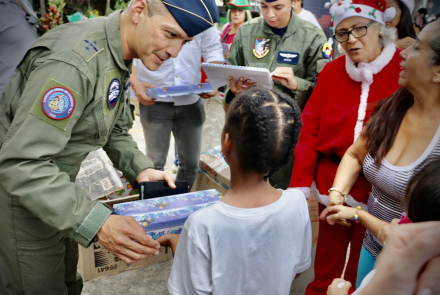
[224,0,331,189]
[0,0,219,294]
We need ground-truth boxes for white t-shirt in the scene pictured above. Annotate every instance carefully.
[352,269,377,295]
[297,9,323,30]
[168,189,312,295]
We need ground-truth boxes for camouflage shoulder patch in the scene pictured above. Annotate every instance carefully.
[30,79,81,130]
[73,33,104,63]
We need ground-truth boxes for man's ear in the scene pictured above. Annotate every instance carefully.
[433,68,440,83]
[130,0,147,24]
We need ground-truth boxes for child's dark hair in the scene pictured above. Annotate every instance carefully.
[224,86,302,180]
[405,158,440,223]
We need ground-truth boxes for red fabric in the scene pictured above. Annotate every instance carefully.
[306,204,366,295]
[291,50,402,295]
[290,50,402,204]
[220,23,232,42]
[201,57,208,83]
[353,0,388,13]
[225,33,236,45]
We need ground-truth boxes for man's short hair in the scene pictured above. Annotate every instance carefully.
[146,0,166,17]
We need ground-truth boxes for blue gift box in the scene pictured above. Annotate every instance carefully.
[113,189,222,239]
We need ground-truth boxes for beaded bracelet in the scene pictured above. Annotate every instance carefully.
[328,188,347,203]
[354,206,361,223]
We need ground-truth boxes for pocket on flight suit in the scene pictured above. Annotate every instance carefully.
[16,234,68,295]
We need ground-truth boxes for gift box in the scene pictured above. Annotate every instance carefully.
[114,189,222,239]
[193,146,230,195]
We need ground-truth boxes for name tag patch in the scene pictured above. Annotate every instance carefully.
[277,51,300,64]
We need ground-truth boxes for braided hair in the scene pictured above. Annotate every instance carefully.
[224,86,302,180]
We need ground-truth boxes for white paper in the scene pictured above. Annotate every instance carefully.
[201,63,273,90]
[221,43,230,55]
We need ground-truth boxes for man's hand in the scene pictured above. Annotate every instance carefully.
[199,79,218,99]
[97,215,160,264]
[327,279,352,295]
[136,168,176,189]
[359,222,440,295]
[156,234,180,256]
[228,76,257,95]
[132,80,156,106]
[395,37,416,49]
[271,67,298,91]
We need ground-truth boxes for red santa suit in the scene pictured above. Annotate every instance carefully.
[289,43,402,295]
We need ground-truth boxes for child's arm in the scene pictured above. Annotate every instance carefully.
[156,234,180,256]
[321,205,388,238]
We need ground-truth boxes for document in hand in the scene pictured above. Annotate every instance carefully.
[201,63,273,90]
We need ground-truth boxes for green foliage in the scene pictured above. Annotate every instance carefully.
[114,0,130,10]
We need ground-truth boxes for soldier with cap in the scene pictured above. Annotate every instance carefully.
[0,0,218,294]
[224,0,330,189]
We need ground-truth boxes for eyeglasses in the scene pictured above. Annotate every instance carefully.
[333,21,375,43]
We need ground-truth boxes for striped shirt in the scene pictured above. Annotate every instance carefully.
[363,125,440,258]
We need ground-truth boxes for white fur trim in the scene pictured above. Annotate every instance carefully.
[287,187,311,199]
[310,182,368,210]
[345,43,396,142]
[383,7,397,22]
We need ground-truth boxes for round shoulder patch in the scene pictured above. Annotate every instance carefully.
[41,87,76,120]
[322,43,333,59]
[107,78,121,110]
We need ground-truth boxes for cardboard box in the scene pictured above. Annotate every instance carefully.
[193,147,230,195]
[114,189,222,239]
[78,242,169,282]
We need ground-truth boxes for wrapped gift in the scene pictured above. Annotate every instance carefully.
[114,189,222,239]
[75,149,123,200]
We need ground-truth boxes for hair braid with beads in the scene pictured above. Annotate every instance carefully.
[224,86,302,180]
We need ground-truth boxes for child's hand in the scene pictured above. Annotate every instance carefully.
[377,218,400,245]
[320,205,356,226]
[327,278,352,295]
[156,234,180,256]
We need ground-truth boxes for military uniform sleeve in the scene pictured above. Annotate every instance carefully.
[0,59,111,248]
[224,27,245,104]
[294,31,328,109]
[103,102,153,189]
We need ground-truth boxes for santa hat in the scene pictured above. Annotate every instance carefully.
[325,0,397,31]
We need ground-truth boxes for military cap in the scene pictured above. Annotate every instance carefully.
[163,0,219,37]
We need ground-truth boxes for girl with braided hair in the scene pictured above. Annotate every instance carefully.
[158,86,311,294]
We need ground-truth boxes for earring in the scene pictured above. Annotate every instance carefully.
[435,78,440,83]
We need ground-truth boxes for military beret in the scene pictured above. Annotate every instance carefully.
[163,0,219,37]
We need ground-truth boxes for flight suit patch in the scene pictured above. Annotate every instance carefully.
[253,38,270,58]
[104,70,122,115]
[277,51,300,64]
[322,43,333,59]
[107,78,120,110]
[73,33,104,63]
[30,79,80,130]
